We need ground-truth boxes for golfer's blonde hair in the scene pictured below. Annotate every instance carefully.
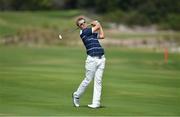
[75,16,86,27]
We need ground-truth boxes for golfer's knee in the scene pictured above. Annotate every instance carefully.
[85,77,92,83]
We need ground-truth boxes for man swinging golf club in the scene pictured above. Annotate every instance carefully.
[72,16,106,109]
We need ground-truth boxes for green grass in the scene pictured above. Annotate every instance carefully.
[0,10,80,37]
[1,11,179,40]
[0,46,180,116]
[105,31,180,40]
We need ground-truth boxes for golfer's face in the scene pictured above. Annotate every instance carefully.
[79,20,86,29]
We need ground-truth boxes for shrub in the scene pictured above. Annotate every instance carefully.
[160,14,180,30]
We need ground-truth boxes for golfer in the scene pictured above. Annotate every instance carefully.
[72,16,106,109]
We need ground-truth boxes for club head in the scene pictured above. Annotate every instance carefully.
[59,34,63,39]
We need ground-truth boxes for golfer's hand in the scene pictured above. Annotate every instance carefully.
[91,20,99,27]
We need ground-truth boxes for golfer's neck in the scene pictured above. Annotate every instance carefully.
[82,25,88,30]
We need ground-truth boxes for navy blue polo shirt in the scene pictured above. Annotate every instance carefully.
[80,28,104,57]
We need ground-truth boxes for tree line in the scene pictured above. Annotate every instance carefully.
[0,0,179,29]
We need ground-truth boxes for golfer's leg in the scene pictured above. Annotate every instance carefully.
[74,58,96,98]
[92,58,105,105]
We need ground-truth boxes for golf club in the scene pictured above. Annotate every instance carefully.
[58,24,91,40]
[58,27,79,40]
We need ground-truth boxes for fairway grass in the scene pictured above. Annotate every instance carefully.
[0,46,180,116]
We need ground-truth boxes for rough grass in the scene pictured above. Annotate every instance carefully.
[0,10,80,37]
[105,31,180,40]
[0,10,82,46]
[0,46,180,116]
[1,11,180,47]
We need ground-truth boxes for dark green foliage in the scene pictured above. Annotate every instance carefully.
[160,14,180,30]
[0,0,52,10]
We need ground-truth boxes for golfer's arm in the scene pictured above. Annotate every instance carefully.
[92,21,105,39]
[98,25,105,39]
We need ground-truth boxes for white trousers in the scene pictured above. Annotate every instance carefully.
[74,55,106,105]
